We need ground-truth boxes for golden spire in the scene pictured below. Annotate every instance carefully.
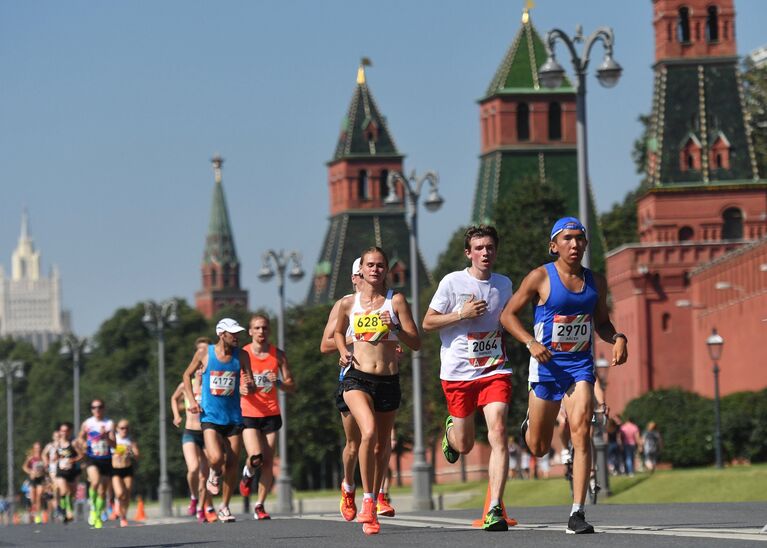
[211,154,224,184]
[357,57,372,85]
[522,0,535,24]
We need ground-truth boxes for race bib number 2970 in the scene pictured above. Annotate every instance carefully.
[551,314,591,352]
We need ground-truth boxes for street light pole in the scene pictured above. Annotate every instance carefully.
[0,359,24,511]
[538,26,622,269]
[142,300,180,517]
[60,335,91,429]
[385,169,444,511]
[258,250,305,514]
[706,329,724,469]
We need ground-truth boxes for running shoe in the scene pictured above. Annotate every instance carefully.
[376,493,395,517]
[187,497,198,516]
[217,506,236,523]
[197,509,206,524]
[88,509,97,526]
[340,485,357,521]
[566,510,594,534]
[355,497,375,524]
[442,416,460,464]
[119,518,129,528]
[205,507,217,523]
[362,514,380,535]
[93,516,104,529]
[560,448,572,465]
[253,504,271,520]
[207,471,221,496]
[483,504,508,532]
[239,470,252,498]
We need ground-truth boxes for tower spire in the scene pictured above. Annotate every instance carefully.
[357,57,372,85]
[522,0,534,24]
[211,154,224,184]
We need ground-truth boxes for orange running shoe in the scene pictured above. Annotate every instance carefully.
[205,507,218,523]
[356,497,375,524]
[340,486,357,521]
[363,514,380,535]
[376,493,395,517]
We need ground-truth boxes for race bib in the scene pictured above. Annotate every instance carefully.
[209,370,236,396]
[467,330,505,367]
[91,438,109,457]
[353,313,389,342]
[254,371,274,392]
[58,457,71,471]
[552,314,592,352]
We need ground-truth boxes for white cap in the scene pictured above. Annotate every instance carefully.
[215,318,245,336]
[352,257,362,277]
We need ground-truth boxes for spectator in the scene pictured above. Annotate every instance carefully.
[642,421,663,473]
[606,418,622,475]
[619,416,641,477]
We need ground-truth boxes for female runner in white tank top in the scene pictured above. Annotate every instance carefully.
[333,247,420,535]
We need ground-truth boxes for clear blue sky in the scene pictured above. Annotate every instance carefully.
[1,1,765,336]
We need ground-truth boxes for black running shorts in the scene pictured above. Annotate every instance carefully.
[341,369,401,412]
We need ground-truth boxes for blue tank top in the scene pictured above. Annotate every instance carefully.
[200,344,242,426]
[529,262,598,382]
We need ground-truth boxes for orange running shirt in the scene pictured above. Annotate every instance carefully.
[240,344,280,418]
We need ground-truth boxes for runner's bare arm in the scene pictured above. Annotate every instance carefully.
[390,293,421,351]
[334,296,354,361]
[500,267,552,363]
[239,349,255,396]
[276,349,297,393]
[422,295,487,332]
[170,382,184,427]
[592,273,627,366]
[182,348,206,414]
[130,441,140,460]
[320,299,343,353]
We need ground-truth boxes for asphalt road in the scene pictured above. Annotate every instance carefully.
[3,502,766,547]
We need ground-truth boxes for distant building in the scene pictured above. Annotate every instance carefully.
[602,0,767,412]
[195,156,249,318]
[749,45,767,68]
[471,8,606,271]
[307,63,431,305]
[0,211,68,352]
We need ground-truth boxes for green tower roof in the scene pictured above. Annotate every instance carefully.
[332,64,402,162]
[203,158,240,266]
[484,13,573,98]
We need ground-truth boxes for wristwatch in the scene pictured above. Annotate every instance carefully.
[525,338,536,350]
[612,332,627,343]
[391,323,402,332]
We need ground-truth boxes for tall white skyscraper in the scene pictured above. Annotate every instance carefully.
[0,211,68,352]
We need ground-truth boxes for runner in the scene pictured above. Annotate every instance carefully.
[334,247,420,535]
[112,420,139,527]
[320,258,363,521]
[238,314,296,520]
[42,428,61,519]
[22,442,47,523]
[500,216,628,534]
[171,336,215,523]
[422,225,514,532]
[78,398,115,529]
[53,422,82,523]
[183,318,254,523]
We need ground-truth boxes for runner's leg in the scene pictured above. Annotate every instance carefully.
[371,411,396,496]
[448,412,476,454]
[562,381,594,506]
[483,402,509,505]
[343,390,376,495]
[257,431,276,506]
[340,412,360,487]
[182,441,200,501]
[525,391,562,457]
[222,433,241,509]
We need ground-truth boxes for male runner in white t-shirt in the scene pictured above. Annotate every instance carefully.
[423,225,514,531]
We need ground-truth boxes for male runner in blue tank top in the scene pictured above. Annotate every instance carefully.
[183,318,255,523]
[501,217,627,535]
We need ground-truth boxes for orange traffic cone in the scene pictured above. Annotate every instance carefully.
[471,484,518,528]
[134,497,146,522]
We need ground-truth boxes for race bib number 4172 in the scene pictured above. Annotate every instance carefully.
[210,371,236,396]
[551,314,591,352]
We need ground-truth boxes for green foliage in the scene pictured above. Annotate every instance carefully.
[623,388,767,468]
[599,187,642,251]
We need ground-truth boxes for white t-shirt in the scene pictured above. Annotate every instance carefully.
[428,269,513,381]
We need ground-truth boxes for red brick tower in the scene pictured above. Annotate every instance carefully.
[602,0,766,412]
[195,155,249,318]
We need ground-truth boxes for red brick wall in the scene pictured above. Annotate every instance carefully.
[653,0,736,61]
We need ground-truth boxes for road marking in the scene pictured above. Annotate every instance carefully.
[290,513,767,542]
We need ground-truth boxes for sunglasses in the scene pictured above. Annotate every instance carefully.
[118,426,129,430]
[91,405,104,409]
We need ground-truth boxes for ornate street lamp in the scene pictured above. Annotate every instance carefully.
[142,299,180,517]
[0,359,24,511]
[706,328,724,469]
[539,25,622,268]
[385,169,444,511]
[59,335,92,429]
[258,250,304,513]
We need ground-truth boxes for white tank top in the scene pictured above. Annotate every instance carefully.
[349,289,399,343]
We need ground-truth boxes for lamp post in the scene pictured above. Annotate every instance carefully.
[385,169,444,511]
[706,328,724,469]
[258,249,305,514]
[0,359,24,511]
[538,25,622,268]
[594,354,610,497]
[142,299,180,517]
[59,335,92,429]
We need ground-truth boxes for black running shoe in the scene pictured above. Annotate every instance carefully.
[482,504,508,532]
[566,510,594,534]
